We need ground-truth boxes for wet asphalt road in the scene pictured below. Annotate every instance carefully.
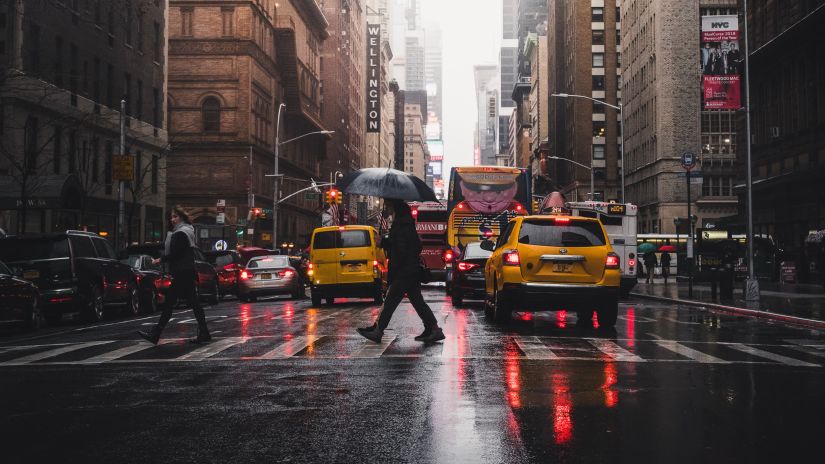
[2,286,825,463]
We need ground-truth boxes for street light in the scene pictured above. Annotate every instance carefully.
[271,102,334,250]
[551,93,624,203]
[547,155,594,201]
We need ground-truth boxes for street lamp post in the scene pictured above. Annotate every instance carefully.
[547,155,593,200]
[551,93,624,203]
[742,0,760,301]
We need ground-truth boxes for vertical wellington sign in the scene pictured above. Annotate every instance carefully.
[701,15,742,109]
[366,24,381,133]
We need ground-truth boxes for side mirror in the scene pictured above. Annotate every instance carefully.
[479,240,495,252]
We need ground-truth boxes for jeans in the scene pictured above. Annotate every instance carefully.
[155,270,208,335]
[376,277,438,331]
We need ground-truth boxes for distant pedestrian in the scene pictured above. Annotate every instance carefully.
[357,199,445,344]
[660,251,672,284]
[643,251,658,284]
[138,206,211,345]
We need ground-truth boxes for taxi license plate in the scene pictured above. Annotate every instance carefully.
[347,264,362,272]
[23,270,40,279]
[260,273,272,280]
[552,263,572,273]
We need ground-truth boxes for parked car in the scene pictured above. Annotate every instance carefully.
[238,255,304,302]
[450,242,492,307]
[120,254,170,313]
[0,231,140,322]
[123,243,220,305]
[0,259,42,330]
[203,250,243,298]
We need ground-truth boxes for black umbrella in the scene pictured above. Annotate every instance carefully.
[336,167,438,202]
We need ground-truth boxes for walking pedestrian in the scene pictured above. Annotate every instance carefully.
[660,251,671,284]
[138,206,211,345]
[357,199,445,344]
[643,251,658,284]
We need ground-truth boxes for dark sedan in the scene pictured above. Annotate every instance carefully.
[123,243,220,305]
[450,242,492,307]
[0,260,41,330]
[203,250,243,298]
[121,254,169,313]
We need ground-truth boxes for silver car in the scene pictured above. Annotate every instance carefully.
[238,255,304,302]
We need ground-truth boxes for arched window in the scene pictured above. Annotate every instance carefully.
[202,97,221,133]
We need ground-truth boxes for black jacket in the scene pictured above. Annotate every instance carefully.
[161,230,196,276]
[386,213,421,283]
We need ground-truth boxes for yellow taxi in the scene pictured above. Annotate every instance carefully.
[480,214,621,327]
[308,225,387,307]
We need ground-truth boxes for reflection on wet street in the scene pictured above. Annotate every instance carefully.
[1,286,824,463]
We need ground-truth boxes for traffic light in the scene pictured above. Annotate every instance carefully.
[250,208,262,220]
[532,199,540,214]
[327,188,342,204]
[335,189,342,204]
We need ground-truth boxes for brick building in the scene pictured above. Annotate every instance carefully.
[166,0,329,250]
[403,103,428,180]
[0,0,168,246]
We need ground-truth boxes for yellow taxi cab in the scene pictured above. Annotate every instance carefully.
[480,214,621,327]
[308,225,387,307]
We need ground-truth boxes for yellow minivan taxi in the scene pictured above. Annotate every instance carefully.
[481,215,621,327]
[308,225,387,306]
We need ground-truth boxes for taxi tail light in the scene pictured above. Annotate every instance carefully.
[307,262,314,276]
[554,216,571,224]
[223,263,237,272]
[503,250,520,266]
[457,261,479,272]
[240,269,250,280]
[442,249,454,263]
[483,230,494,237]
[628,258,637,268]
[605,253,620,269]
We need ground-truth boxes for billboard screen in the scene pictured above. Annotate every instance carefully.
[701,15,742,110]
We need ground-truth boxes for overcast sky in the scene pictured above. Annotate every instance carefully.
[420,0,501,175]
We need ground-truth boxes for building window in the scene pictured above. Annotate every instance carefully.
[105,141,113,194]
[202,97,221,132]
[593,122,606,138]
[93,57,101,103]
[68,131,76,173]
[151,155,158,193]
[53,125,62,174]
[106,63,114,108]
[92,138,99,183]
[137,15,144,52]
[125,7,133,45]
[153,22,161,62]
[592,7,604,22]
[592,30,605,45]
[54,36,63,87]
[153,88,160,128]
[222,8,234,37]
[136,80,143,121]
[616,29,621,46]
[27,24,41,76]
[181,8,193,36]
[594,168,606,181]
[592,53,604,68]
[123,73,132,115]
[592,75,605,90]
[593,145,605,159]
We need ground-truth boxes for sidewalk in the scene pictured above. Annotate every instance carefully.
[631,278,825,328]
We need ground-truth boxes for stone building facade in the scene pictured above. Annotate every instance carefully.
[166,0,329,250]
[0,0,168,246]
[403,103,428,180]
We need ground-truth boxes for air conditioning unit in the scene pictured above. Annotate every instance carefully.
[769,126,780,138]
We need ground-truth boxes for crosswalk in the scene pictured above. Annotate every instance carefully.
[0,335,823,367]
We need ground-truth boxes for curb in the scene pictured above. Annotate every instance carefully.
[630,292,825,330]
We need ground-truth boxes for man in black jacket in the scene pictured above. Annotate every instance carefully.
[138,206,211,344]
[358,200,445,344]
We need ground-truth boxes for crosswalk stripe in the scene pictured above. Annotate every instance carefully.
[727,343,819,367]
[654,341,729,364]
[257,335,323,359]
[78,342,164,364]
[350,335,397,358]
[783,339,825,347]
[0,341,113,365]
[177,337,250,361]
[513,336,559,359]
[786,345,825,359]
[588,339,646,362]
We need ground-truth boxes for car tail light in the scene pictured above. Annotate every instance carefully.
[442,249,454,263]
[411,207,418,219]
[240,270,250,280]
[223,263,237,271]
[307,263,314,277]
[457,261,479,272]
[338,226,345,231]
[157,277,172,289]
[279,270,294,278]
[554,217,570,224]
[515,203,523,212]
[503,250,520,266]
[483,230,494,237]
[628,258,637,267]
[606,253,620,269]
[49,296,73,304]
[373,260,379,267]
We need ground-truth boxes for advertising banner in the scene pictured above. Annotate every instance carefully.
[701,15,742,110]
[366,24,381,132]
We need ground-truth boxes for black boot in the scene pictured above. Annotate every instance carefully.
[419,327,445,344]
[189,328,212,344]
[357,325,384,343]
[414,326,433,341]
[138,326,160,345]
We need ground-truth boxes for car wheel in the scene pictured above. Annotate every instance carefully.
[208,281,220,305]
[483,294,494,320]
[493,287,511,324]
[84,284,105,322]
[127,286,140,316]
[23,295,43,331]
[311,290,322,307]
[451,290,463,307]
[596,296,619,328]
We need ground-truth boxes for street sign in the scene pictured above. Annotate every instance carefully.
[213,240,228,251]
[261,233,271,242]
[677,171,704,184]
[112,155,134,181]
[216,199,226,213]
[681,151,697,170]
[216,212,225,224]
[304,192,320,201]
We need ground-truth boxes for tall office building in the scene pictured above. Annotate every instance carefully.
[474,65,500,167]
[424,23,443,132]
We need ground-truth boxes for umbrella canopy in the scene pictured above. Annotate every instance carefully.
[638,242,656,253]
[658,245,677,252]
[336,167,438,202]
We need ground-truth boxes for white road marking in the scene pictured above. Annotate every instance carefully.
[257,335,323,359]
[785,345,825,359]
[783,339,825,347]
[0,341,113,365]
[78,341,173,364]
[177,337,250,361]
[350,335,397,358]
[727,343,819,367]
[654,341,729,364]
[513,336,559,359]
[587,339,646,362]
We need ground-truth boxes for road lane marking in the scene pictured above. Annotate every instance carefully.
[257,335,323,359]
[77,342,166,364]
[654,341,730,364]
[727,343,819,367]
[783,339,825,347]
[0,340,113,365]
[513,336,559,359]
[177,337,250,361]
[587,339,646,362]
[350,335,397,358]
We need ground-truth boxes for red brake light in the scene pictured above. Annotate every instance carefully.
[628,259,636,267]
[457,203,465,209]
[223,263,236,271]
[554,217,571,224]
[515,203,523,212]
[373,260,379,267]
[457,262,479,272]
[442,250,454,263]
[240,270,250,280]
[411,208,418,218]
[605,253,620,269]
[308,263,314,270]
[338,226,345,231]
[504,250,520,266]
[282,270,294,277]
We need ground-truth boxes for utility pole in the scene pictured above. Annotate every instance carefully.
[742,0,760,301]
[118,99,126,250]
